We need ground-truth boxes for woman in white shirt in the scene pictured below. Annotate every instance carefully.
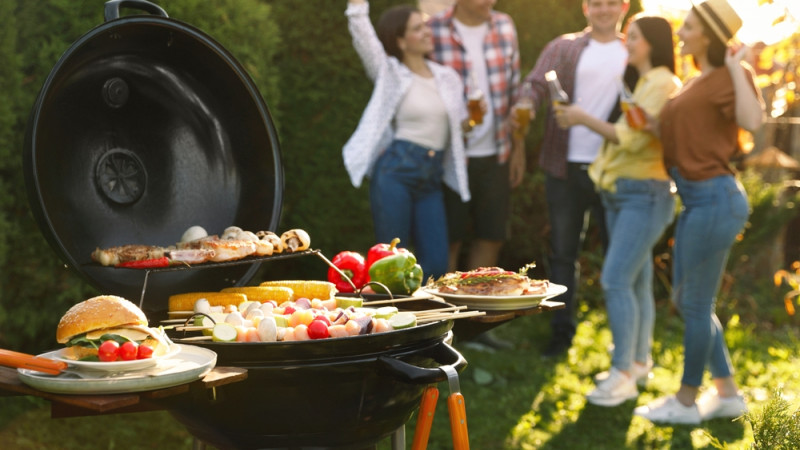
[343,0,470,278]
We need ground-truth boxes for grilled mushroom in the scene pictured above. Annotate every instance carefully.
[281,229,311,252]
[257,230,284,253]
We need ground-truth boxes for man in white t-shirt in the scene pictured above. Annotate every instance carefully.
[428,0,523,272]
[428,0,522,350]
[521,0,629,357]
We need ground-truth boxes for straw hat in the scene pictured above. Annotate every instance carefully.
[691,0,742,43]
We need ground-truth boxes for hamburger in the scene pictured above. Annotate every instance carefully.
[56,295,171,361]
[431,267,549,296]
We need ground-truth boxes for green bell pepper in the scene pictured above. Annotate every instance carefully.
[368,252,423,295]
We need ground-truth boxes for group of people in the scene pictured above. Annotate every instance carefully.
[343,0,764,427]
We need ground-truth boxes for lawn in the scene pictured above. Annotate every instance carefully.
[1,299,798,450]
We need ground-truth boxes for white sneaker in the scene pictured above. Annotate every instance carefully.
[586,367,638,407]
[595,361,653,387]
[697,390,748,420]
[633,395,701,425]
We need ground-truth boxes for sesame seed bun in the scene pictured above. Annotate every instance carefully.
[56,295,148,344]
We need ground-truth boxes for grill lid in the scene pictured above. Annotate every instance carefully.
[23,0,283,314]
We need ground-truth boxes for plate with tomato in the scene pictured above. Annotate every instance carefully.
[49,343,181,373]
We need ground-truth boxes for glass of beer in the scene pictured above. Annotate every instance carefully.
[514,83,534,140]
[621,100,647,130]
[468,92,483,127]
[514,101,532,140]
[467,72,484,127]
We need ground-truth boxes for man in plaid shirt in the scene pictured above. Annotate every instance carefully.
[428,0,523,279]
[522,0,630,357]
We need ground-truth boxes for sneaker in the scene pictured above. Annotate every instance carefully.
[595,361,653,387]
[586,367,639,407]
[697,390,748,420]
[633,395,701,425]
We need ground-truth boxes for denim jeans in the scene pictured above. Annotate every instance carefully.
[545,163,608,342]
[370,140,449,279]
[670,168,749,387]
[600,178,675,372]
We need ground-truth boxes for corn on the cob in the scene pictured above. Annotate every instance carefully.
[220,286,294,304]
[168,292,247,312]
[258,280,337,301]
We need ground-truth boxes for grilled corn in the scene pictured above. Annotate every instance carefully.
[168,292,247,312]
[258,280,336,301]
[220,286,294,304]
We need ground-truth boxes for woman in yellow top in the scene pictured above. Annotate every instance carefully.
[555,14,681,407]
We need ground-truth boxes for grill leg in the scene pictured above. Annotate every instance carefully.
[391,425,406,450]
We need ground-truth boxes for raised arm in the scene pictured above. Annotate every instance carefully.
[726,44,765,132]
[345,0,387,82]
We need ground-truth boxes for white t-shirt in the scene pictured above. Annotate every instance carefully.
[394,74,449,150]
[453,19,496,158]
[567,38,627,163]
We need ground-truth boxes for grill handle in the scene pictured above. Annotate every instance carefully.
[377,337,467,385]
[104,0,169,22]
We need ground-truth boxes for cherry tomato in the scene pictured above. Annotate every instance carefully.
[313,314,331,326]
[307,320,330,339]
[98,340,120,362]
[137,344,155,359]
[119,341,139,361]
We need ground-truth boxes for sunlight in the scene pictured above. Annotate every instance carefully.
[642,0,800,45]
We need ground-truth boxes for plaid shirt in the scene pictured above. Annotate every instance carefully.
[428,8,520,163]
[523,30,593,179]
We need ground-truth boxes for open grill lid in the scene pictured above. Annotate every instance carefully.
[23,0,283,314]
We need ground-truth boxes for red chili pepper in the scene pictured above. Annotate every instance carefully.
[365,237,409,270]
[116,257,171,269]
[327,251,367,293]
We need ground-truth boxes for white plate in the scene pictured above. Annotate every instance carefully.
[17,344,216,395]
[422,283,567,311]
[50,343,181,372]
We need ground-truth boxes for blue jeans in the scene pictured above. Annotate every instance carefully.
[600,178,675,372]
[370,140,449,279]
[670,168,748,387]
[545,163,608,342]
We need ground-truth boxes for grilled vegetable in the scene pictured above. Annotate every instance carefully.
[168,292,248,312]
[327,251,367,293]
[368,253,423,295]
[280,229,311,252]
[365,237,407,269]
[116,256,171,269]
[259,280,336,301]
[220,286,294,304]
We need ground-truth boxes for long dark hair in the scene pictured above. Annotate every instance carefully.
[376,5,418,61]
[623,14,676,89]
[611,15,676,121]
[691,7,727,68]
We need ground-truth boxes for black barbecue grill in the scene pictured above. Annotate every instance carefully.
[21,1,468,448]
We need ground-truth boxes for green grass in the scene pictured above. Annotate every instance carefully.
[1,302,798,449]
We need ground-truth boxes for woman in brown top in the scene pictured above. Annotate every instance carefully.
[633,0,764,425]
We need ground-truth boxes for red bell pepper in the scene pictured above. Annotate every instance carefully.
[327,251,367,293]
[365,237,408,270]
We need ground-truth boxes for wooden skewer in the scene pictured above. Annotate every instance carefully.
[416,311,486,323]
[413,305,468,315]
[362,296,445,306]
[174,335,213,341]
[161,318,192,324]
[175,325,212,332]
